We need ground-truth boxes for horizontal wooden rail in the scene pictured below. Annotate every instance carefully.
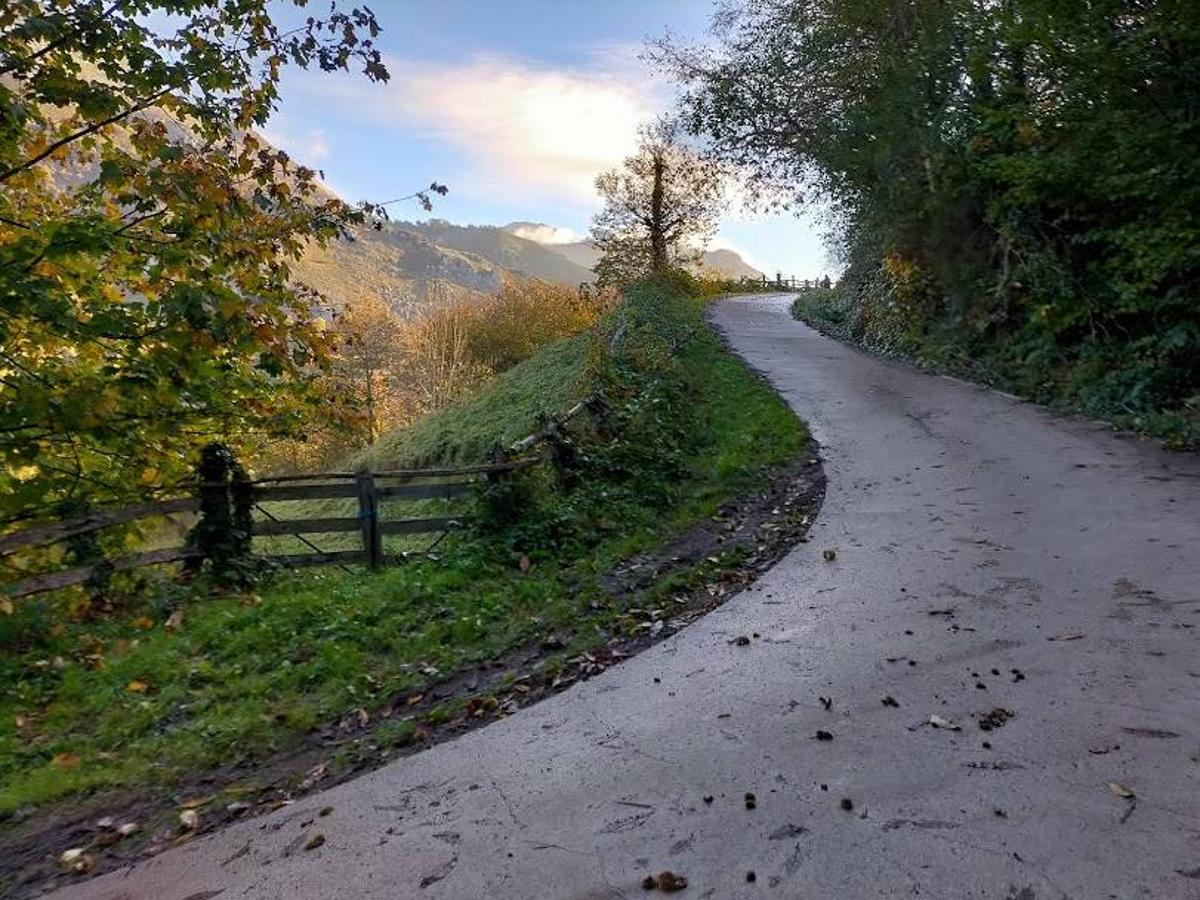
[0,497,199,557]
[5,546,202,599]
[251,481,478,504]
[373,458,541,479]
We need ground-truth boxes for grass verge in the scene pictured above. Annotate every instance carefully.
[791,289,1199,448]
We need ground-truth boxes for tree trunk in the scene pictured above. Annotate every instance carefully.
[649,152,668,271]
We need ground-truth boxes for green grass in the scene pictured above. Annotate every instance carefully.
[359,333,592,468]
[0,275,806,819]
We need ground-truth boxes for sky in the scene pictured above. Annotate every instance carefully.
[263,1,832,278]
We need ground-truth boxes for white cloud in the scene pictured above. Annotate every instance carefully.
[312,52,665,205]
[506,222,581,244]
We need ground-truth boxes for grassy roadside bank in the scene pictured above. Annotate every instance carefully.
[790,289,1199,448]
[1,276,814,892]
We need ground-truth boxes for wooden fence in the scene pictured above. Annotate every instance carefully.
[2,361,626,603]
[0,458,539,600]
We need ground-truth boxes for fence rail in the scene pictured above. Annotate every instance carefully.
[1,459,541,600]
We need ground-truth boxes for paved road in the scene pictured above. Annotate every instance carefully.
[53,295,1200,900]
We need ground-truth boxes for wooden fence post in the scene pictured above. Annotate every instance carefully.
[357,471,382,568]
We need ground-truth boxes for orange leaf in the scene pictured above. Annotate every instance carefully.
[52,752,81,769]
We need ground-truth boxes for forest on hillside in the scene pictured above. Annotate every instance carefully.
[659,0,1199,443]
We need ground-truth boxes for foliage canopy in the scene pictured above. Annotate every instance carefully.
[0,1,408,524]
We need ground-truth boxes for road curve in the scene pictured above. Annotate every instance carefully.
[51,295,1200,900]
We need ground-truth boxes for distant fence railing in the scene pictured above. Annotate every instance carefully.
[0,459,539,600]
[756,275,833,292]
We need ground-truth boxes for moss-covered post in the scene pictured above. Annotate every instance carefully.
[187,442,254,584]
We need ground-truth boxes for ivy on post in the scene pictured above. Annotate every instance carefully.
[356,471,382,568]
[538,413,583,490]
[475,443,522,532]
[187,442,255,586]
[58,498,112,607]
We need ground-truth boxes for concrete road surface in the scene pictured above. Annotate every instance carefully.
[51,295,1200,899]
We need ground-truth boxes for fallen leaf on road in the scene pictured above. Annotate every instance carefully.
[729,635,751,646]
[1105,781,1135,799]
[822,548,837,561]
[882,696,900,707]
[814,730,834,741]
[304,833,325,851]
[928,714,961,730]
[978,708,1015,732]
[642,871,688,892]
[1048,632,1085,641]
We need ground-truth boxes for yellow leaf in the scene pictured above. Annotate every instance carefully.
[0,597,12,615]
[132,617,155,630]
[126,680,149,694]
[11,464,38,482]
[138,467,159,486]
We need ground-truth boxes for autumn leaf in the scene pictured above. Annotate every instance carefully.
[1105,781,1135,799]
[125,680,149,694]
[52,752,81,769]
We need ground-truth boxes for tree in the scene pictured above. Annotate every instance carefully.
[590,119,724,286]
[0,2,441,525]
